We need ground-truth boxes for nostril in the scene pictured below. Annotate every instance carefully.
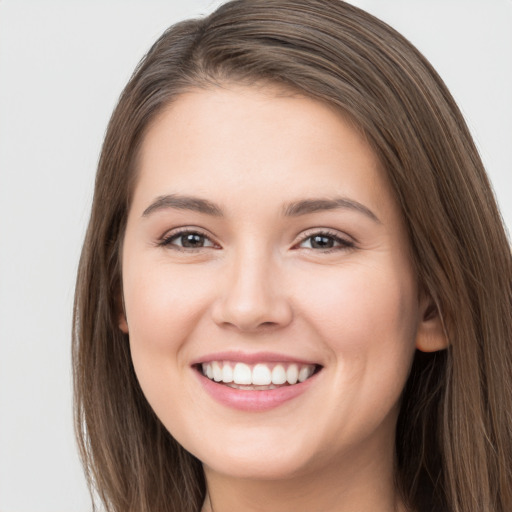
[210,273,294,331]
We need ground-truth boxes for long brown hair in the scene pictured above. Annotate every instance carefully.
[73,1,512,511]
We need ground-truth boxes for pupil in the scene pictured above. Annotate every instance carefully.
[182,233,204,247]
[311,235,333,249]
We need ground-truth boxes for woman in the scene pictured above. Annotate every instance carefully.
[73,1,512,511]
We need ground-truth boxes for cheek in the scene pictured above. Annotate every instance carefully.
[292,262,419,445]
[298,261,419,381]
[122,261,215,432]
[124,262,209,341]
[122,259,215,393]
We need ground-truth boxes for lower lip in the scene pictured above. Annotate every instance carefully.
[195,370,319,412]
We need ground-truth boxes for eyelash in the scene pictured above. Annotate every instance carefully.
[157,228,219,252]
[157,228,355,253]
[294,229,355,253]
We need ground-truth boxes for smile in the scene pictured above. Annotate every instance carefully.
[200,361,318,389]
[193,353,323,411]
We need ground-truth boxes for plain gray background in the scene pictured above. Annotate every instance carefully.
[0,1,511,511]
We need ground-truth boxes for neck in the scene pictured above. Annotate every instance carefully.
[201,442,406,512]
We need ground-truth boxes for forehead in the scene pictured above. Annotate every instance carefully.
[132,84,396,219]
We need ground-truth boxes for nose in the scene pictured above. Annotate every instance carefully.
[211,248,293,332]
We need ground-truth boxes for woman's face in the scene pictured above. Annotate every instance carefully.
[121,85,429,481]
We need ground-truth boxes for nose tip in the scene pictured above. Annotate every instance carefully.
[211,263,293,332]
[213,297,293,332]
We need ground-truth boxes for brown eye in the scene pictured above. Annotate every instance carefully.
[298,232,354,251]
[161,231,216,249]
[178,233,207,248]
[310,235,335,249]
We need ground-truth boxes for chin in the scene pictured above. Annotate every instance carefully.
[188,430,320,482]
[203,453,312,481]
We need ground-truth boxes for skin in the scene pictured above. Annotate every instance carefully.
[120,85,446,512]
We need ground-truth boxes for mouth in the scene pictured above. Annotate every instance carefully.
[195,361,322,390]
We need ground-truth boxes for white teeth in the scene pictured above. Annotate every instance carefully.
[201,361,318,386]
[212,361,223,382]
[271,364,287,385]
[286,364,299,384]
[222,363,233,383]
[228,383,280,390]
[233,362,252,385]
[298,365,313,382]
[252,364,272,385]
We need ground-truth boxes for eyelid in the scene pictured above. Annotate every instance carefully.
[292,228,356,251]
[157,226,221,250]
[155,226,355,253]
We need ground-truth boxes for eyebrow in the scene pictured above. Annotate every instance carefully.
[142,194,380,223]
[142,194,224,217]
[283,197,381,223]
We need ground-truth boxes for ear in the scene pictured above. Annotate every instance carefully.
[415,294,448,353]
[117,292,129,334]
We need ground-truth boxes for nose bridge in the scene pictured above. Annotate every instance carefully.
[213,241,292,331]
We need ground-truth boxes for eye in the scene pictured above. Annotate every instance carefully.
[296,231,354,251]
[159,229,218,250]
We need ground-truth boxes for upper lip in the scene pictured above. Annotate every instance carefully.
[190,351,321,366]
